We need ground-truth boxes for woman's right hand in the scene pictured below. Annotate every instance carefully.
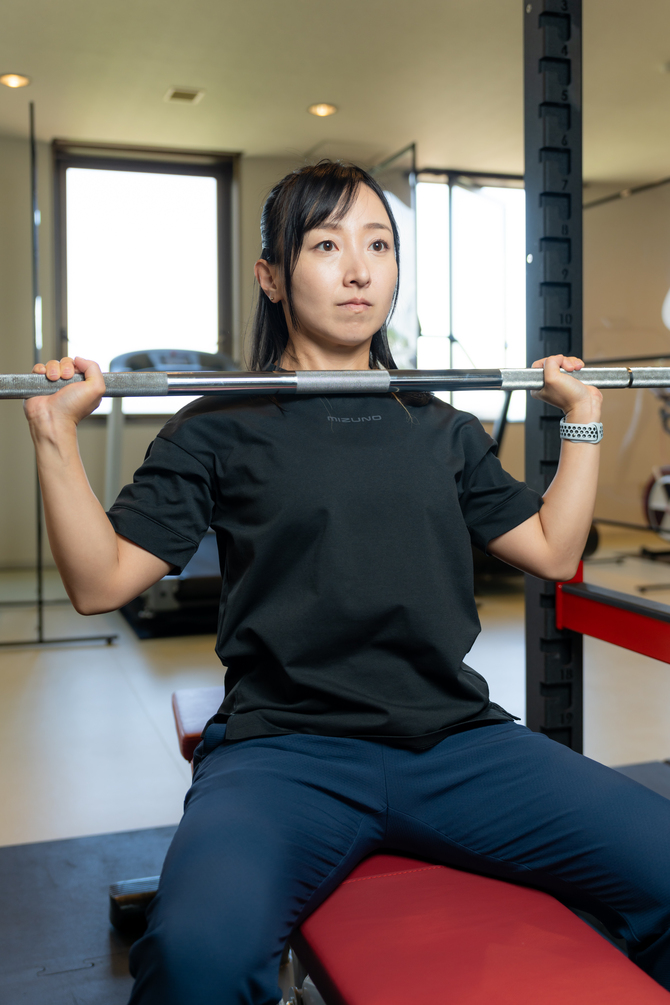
[23,356,107,430]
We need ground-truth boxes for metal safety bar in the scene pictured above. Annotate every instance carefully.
[2,366,670,399]
[555,564,670,666]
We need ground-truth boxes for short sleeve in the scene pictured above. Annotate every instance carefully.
[107,434,214,573]
[458,420,543,552]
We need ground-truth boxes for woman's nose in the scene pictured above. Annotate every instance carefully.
[342,251,370,286]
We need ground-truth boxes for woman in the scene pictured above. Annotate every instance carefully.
[26,162,670,1003]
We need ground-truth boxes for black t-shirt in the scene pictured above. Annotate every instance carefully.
[108,392,542,750]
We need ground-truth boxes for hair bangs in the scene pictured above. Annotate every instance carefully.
[251,159,411,383]
[282,170,365,330]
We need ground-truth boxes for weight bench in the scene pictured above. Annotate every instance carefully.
[169,687,670,1004]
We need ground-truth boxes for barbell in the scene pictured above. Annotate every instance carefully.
[2,366,670,398]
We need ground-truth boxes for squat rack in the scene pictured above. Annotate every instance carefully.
[524,0,584,751]
[2,0,647,743]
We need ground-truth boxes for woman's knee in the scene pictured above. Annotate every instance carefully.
[128,907,282,1005]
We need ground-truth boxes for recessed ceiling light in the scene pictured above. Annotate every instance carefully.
[164,86,205,105]
[0,73,30,88]
[308,103,338,117]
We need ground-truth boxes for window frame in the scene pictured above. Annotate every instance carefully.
[416,167,524,365]
[53,141,237,365]
[415,167,525,422]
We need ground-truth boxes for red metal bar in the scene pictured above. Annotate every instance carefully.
[556,563,670,665]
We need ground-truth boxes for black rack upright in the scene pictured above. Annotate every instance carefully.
[524,0,583,750]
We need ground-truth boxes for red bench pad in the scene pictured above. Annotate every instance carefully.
[171,686,224,761]
[292,853,670,1005]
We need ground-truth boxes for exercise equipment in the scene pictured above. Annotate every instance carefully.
[641,390,670,546]
[523,0,584,752]
[644,466,670,542]
[293,853,670,1005]
[556,561,670,664]
[4,364,670,398]
[120,686,668,1005]
[171,685,223,761]
[122,530,222,638]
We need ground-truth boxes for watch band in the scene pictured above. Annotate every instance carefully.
[559,418,603,444]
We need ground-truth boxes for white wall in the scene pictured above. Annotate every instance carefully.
[584,183,670,526]
[0,137,50,568]
[0,140,301,567]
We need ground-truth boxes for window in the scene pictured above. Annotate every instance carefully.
[54,144,235,414]
[371,144,419,368]
[416,174,526,422]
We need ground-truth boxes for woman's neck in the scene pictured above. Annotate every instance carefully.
[280,336,372,372]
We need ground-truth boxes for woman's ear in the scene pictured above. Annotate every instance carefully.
[254,259,282,303]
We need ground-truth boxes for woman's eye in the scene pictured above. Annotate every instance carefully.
[318,240,336,251]
[370,240,388,252]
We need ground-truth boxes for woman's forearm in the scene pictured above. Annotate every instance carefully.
[30,415,169,613]
[538,436,600,579]
[30,415,126,612]
[24,357,170,614]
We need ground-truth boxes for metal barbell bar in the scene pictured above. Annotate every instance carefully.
[2,366,670,399]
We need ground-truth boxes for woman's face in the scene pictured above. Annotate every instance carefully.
[282,184,398,354]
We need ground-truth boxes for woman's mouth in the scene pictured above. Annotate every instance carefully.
[339,299,372,311]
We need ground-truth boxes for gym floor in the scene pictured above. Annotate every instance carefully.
[1,523,670,848]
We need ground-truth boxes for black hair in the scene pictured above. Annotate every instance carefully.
[248,159,430,405]
[248,159,402,363]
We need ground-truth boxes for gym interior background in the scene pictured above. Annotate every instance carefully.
[1,0,670,867]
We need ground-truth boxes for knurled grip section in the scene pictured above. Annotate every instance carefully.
[501,367,632,390]
[0,372,169,398]
[629,367,670,388]
[295,370,391,393]
[500,369,545,390]
[574,367,630,387]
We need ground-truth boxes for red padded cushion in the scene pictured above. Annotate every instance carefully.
[171,686,224,761]
[292,853,670,1005]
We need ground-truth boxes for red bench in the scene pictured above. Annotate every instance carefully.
[172,687,670,1004]
[171,686,224,761]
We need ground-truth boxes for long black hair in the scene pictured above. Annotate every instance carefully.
[248,160,400,372]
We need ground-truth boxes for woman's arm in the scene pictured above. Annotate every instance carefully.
[25,356,171,615]
[487,354,601,581]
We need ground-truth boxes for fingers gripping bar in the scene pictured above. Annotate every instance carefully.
[2,366,670,399]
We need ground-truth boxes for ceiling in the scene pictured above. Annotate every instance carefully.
[1,0,669,182]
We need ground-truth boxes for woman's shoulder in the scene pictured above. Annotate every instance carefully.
[420,396,497,461]
[156,394,281,459]
[162,393,277,432]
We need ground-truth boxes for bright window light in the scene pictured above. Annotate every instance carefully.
[416,182,450,339]
[416,181,526,422]
[65,168,218,414]
[384,190,418,368]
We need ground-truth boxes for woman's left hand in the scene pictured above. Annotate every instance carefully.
[530,354,602,422]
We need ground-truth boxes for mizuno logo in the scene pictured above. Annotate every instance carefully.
[327,416,382,423]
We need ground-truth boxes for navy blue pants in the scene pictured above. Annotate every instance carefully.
[128,723,670,1004]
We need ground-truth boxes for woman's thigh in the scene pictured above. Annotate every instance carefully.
[128,734,387,1005]
[387,723,670,976]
